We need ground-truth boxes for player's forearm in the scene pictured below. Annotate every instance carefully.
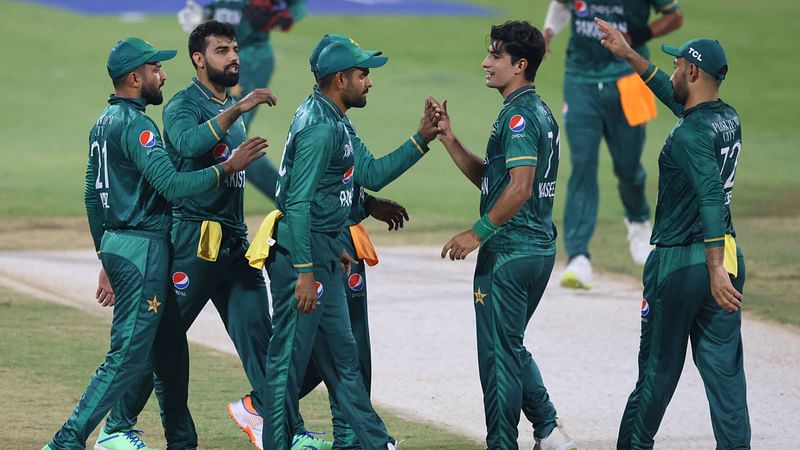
[143,153,224,201]
[354,133,427,191]
[170,117,228,157]
[439,134,484,188]
[486,166,534,228]
[543,0,570,35]
[213,103,246,134]
[641,65,684,116]
[285,201,314,273]
[650,10,682,38]
[704,245,725,268]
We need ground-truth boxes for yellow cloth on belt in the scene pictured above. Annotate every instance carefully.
[617,72,657,127]
[196,220,222,262]
[245,210,284,269]
[724,234,738,278]
[349,223,379,267]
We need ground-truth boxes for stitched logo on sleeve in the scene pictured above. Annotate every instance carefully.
[509,114,526,132]
[139,130,156,148]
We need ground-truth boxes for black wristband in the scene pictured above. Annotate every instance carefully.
[628,26,653,48]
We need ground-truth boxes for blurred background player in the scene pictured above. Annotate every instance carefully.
[542,0,682,289]
[596,18,749,449]
[178,0,307,199]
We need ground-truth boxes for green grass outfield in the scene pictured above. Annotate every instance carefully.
[2,0,796,324]
[0,286,482,449]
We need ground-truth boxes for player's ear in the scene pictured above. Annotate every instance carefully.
[516,58,528,76]
[688,63,701,83]
[192,51,205,69]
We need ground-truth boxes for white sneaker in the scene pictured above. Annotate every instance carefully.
[625,219,653,265]
[227,395,263,450]
[560,255,592,289]
[533,419,577,450]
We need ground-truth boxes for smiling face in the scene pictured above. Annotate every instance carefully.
[196,35,240,87]
[481,41,524,92]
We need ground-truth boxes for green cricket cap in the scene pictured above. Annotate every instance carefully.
[313,36,387,80]
[309,34,350,78]
[661,38,728,80]
[107,37,177,80]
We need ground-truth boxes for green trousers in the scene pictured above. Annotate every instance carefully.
[473,248,558,450]
[105,220,272,450]
[238,42,279,201]
[48,230,170,450]
[617,245,750,450]
[297,246,370,449]
[562,77,650,259]
[261,226,391,450]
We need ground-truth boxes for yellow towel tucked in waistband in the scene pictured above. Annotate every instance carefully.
[724,233,738,278]
[349,223,379,267]
[617,72,657,127]
[197,220,222,262]
[245,210,284,269]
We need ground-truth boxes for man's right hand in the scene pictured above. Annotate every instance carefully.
[223,137,268,173]
[427,97,453,142]
[596,18,635,59]
[295,272,317,314]
[236,88,278,114]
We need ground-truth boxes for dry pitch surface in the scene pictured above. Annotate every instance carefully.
[0,247,797,449]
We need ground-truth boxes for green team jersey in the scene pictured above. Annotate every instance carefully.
[84,96,226,252]
[207,0,307,48]
[559,0,680,82]
[480,86,560,255]
[641,65,740,248]
[275,89,353,272]
[343,114,429,227]
[163,78,248,234]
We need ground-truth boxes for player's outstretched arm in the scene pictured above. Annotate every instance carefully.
[595,18,650,75]
[216,88,278,131]
[430,98,484,188]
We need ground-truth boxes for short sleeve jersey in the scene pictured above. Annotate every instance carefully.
[561,0,680,82]
[163,79,248,234]
[480,86,560,255]
[651,100,741,247]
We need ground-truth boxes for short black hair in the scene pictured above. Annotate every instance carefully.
[188,20,237,68]
[489,20,545,82]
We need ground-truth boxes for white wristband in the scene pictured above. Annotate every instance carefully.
[544,0,571,35]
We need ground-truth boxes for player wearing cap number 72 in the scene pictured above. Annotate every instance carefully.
[596,17,750,450]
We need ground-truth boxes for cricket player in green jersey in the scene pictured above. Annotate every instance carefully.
[543,0,683,289]
[178,0,307,199]
[432,21,576,450]
[42,37,265,450]
[282,33,435,449]
[96,22,279,450]
[596,18,749,449]
[260,37,414,450]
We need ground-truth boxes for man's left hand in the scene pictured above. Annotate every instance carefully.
[368,198,409,231]
[441,229,480,261]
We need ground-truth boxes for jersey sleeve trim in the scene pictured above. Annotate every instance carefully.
[410,134,428,155]
[211,165,222,188]
[207,120,222,141]
[657,0,680,13]
[293,262,313,268]
[506,156,538,163]
[643,65,659,83]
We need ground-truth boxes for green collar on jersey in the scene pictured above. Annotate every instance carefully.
[190,77,232,105]
[108,95,146,111]
[314,89,345,119]
[503,84,536,105]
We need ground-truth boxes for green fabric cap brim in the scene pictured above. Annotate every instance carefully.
[661,44,682,57]
[148,49,177,63]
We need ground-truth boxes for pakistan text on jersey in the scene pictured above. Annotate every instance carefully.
[224,171,246,188]
[340,189,353,207]
[575,19,627,39]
